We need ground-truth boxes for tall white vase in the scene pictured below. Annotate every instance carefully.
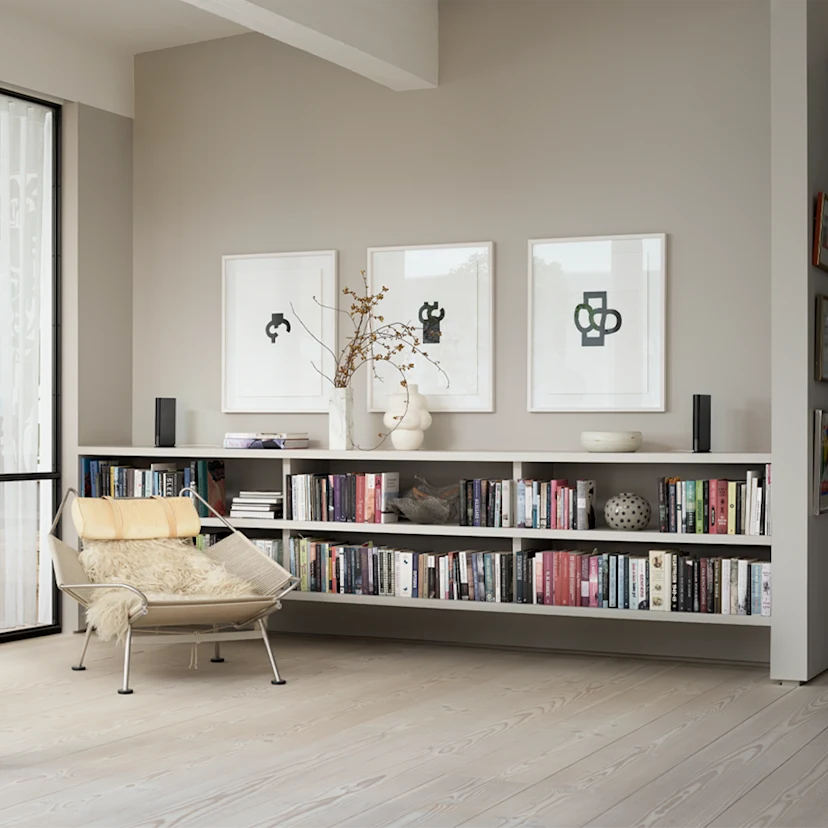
[329,385,354,450]
[383,384,432,451]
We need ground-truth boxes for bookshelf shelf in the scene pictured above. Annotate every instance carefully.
[283,591,772,626]
[200,517,773,546]
[79,446,771,465]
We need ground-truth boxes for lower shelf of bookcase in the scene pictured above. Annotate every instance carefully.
[282,591,772,626]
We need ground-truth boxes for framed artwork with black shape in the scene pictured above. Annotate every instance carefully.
[366,242,493,412]
[814,409,828,515]
[222,250,337,412]
[528,234,666,412]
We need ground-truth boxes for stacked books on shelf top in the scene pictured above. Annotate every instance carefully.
[229,491,283,520]
[459,478,596,529]
[286,472,400,524]
[657,466,771,535]
[223,432,309,449]
[81,458,226,516]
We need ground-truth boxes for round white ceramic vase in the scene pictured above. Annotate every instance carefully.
[383,384,432,451]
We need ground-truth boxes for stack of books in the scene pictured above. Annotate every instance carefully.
[229,491,283,520]
[223,432,309,449]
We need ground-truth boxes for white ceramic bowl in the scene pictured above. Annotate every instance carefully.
[580,431,643,453]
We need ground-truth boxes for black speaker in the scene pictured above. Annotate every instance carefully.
[155,398,176,448]
[693,394,711,453]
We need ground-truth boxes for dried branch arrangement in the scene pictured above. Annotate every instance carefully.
[292,271,449,392]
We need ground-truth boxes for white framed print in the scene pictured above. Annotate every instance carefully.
[367,242,493,412]
[528,234,665,412]
[222,250,337,412]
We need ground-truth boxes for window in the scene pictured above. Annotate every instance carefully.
[0,89,60,639]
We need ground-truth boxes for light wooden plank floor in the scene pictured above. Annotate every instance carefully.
[0,632,826,827]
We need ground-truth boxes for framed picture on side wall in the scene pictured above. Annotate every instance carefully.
[366,242,493,412]
[816,295,828,382]
[813,192,828,271]
[528,233,666,412]
[222,250,337,412]
[814,409,828,515]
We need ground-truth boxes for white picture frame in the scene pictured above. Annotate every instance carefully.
[366,241,494,412]
[528,233,666,412]
[222,250,337,413]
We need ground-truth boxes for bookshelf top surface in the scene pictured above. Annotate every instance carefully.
[79,446,772,465]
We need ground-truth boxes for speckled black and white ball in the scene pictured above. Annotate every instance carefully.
[604,492,651,531]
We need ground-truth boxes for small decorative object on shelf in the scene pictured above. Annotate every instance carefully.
[389,476,459,525]
[605,492,651,531]
[580,431,642,453]
[383,384,432,450]
[329,386,354,451]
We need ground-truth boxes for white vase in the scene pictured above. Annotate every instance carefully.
[329,386,354,450]
[383,384,432,451]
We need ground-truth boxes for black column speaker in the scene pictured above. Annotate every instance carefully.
[155,398,176,448]
[693,394,711,453]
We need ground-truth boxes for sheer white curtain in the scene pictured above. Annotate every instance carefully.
[0,93,54,630]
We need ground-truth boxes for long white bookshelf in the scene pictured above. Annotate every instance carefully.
[79,447,774,639]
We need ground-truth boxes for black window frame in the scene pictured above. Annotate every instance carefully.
[0,86,62,642]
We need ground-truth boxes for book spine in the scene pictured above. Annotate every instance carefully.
[700,558,708,613]
[657,477,667,532]
[668,481,677,533]
[648,550,665,610]
[608,554,617,609]
[473,479,482,527]
[696,480,704,534]
[761,562,772,616]
[589,555,599,608]
[502,480,512,528]
[685,480,696,533]
[727,481,737,535]
[459,480,467,527]
[576,480,588,530]
[580,554,590,608]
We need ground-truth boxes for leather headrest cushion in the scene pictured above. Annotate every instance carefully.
[71,497,201,540]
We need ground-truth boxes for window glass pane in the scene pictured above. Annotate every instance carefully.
[0,479,54,631]
[0,93,55,474]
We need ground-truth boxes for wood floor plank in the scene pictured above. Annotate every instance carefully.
[706,721,828,827]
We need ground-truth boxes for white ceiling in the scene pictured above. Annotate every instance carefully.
[0,0,248,54]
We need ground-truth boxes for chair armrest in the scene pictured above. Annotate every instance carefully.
[59,583,149,614]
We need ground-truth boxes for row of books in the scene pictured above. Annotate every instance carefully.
[285,538,770,616]
[657,467,771,535]
[194,533,283,561]
[80,459,227,516]
[287,538,513,601]
[514,550,771,615]
[223,431,309,449]
[229,491,283,521]
[459,478,596,530]
[286,473,400,523]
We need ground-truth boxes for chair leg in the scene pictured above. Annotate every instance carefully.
[258,619,286,685]
[72,625,94,671]
[211,641,224,663]
[117,626,134,695]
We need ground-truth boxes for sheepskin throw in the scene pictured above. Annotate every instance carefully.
[80,538,256,642]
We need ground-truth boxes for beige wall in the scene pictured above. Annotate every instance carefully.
[132,0,771,452]
[77,104,134,446]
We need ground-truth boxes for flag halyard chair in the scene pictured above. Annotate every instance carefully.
[48,486,298,694]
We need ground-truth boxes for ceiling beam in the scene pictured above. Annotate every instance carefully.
[179,0,438,91]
